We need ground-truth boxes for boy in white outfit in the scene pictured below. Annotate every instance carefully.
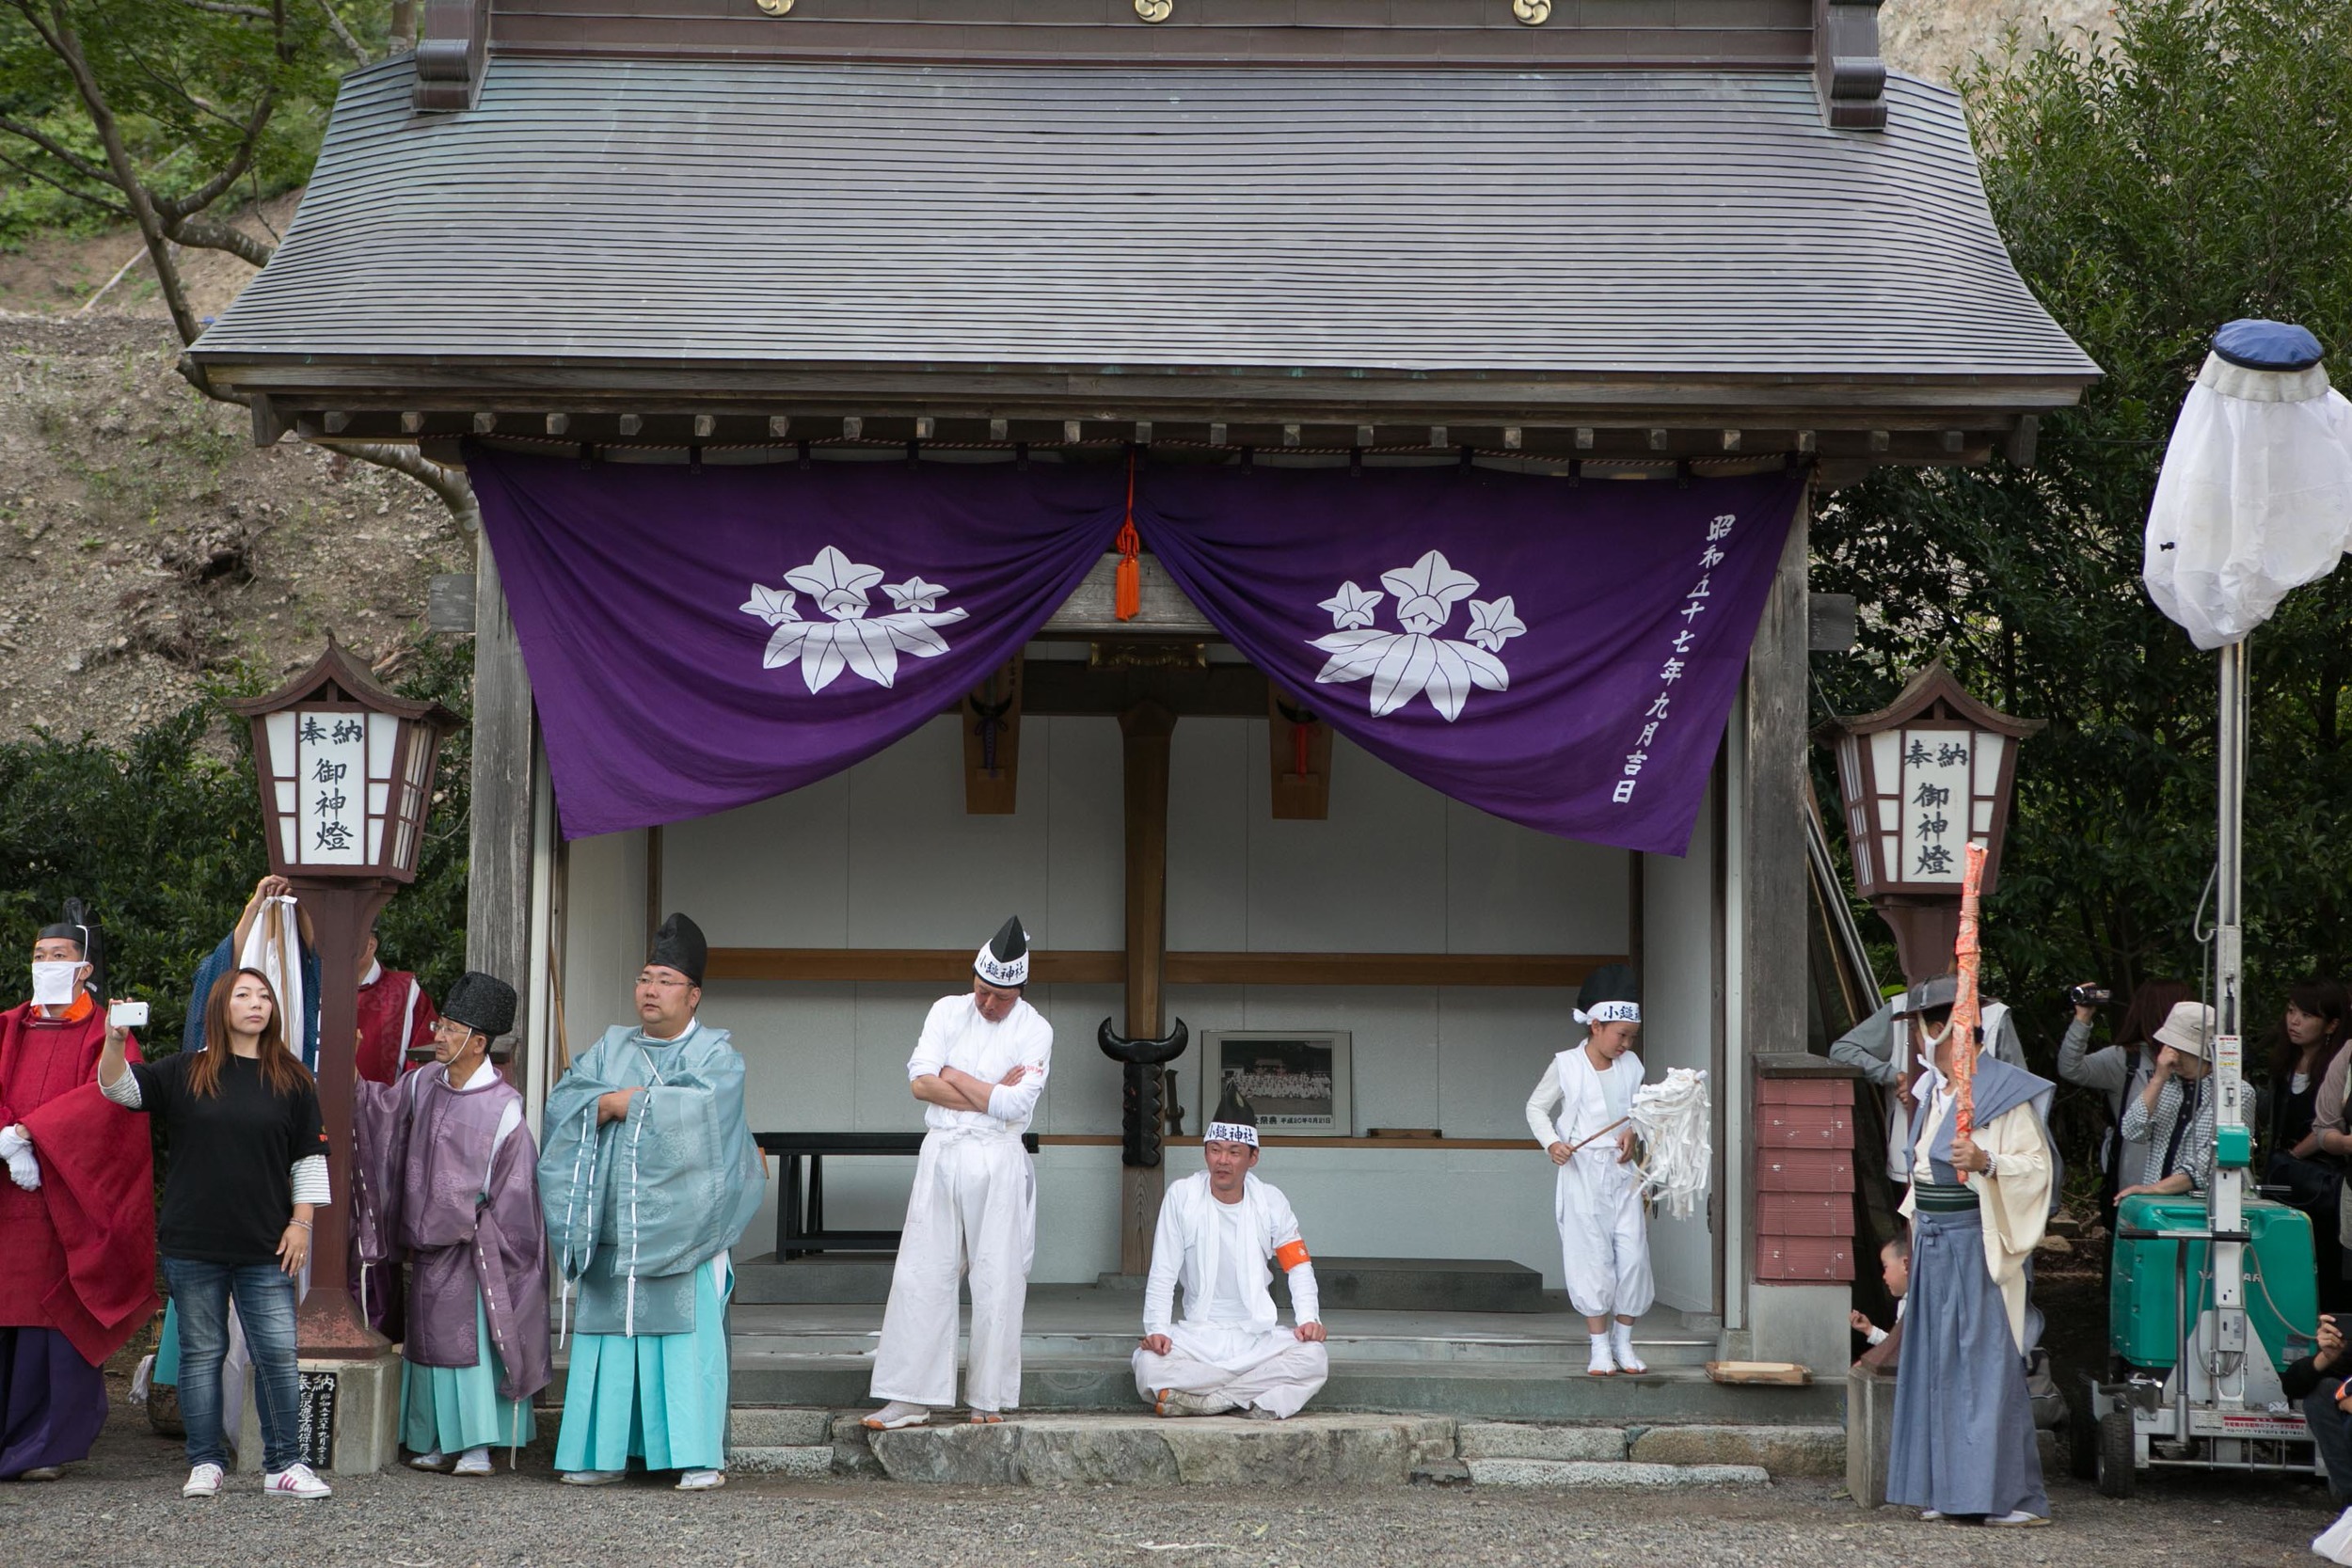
[1526,964,1654,1376]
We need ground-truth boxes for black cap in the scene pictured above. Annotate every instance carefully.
[648,911,707,986]
[1212,1083,1259,1130]
[976,914,1030,987]
[1575,962,1639,1013]
[443,971,517,1039]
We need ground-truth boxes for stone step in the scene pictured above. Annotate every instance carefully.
[717,1358,1843,1424]
[1457,1419,1843,1474]
[727,1325,1716,1368]
[831,1411,1457,1486]
[1464,1459,1772,1488]
[725,1445,834,1479]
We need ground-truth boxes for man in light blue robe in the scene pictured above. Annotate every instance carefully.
[538,912,761,1492]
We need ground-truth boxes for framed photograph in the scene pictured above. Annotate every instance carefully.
[1200,1030,1353,1137]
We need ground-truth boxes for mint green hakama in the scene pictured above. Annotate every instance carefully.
[553,1257,730,1474]
[401,1299,537,1456]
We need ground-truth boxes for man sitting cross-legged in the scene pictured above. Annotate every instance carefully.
[1134,1088,1329,1420]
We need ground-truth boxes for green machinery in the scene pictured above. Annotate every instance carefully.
[2090,1191,2325,1495]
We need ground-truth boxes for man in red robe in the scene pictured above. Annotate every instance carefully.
[356,928,440,1085]
[0,907,158,1481]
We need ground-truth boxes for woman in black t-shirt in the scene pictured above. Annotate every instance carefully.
[99,966,332,1500]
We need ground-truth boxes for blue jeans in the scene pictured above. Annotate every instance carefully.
[161,1257,303,1474]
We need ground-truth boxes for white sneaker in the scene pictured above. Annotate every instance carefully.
[182,1463,224,1498]
[263,1462,331,1499]
[1611,1323,1648,1374]
[407,1449,450,1471]
[559,1469,626,1486]
[675,1469,726,1491]
[453,1448,493,1477]
[1587,1336,1618,1377]
[862,1401,930,1432]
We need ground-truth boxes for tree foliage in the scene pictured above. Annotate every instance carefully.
[1812,0,2352,1099]
[0,635,471,1054]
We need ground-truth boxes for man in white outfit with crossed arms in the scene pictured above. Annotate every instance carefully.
[864,917,1053,1430]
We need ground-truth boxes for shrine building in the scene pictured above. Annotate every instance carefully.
[186,0,2096,1409]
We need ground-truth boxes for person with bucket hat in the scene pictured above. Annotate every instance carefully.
[351,972,551,1478]
[2116,1001,2220,1200]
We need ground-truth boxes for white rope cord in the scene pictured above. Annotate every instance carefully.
[1629,1069,1712,1220]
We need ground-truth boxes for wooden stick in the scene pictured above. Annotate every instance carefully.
[1564,1115,1632,1156]
[1950,842,1987,1164]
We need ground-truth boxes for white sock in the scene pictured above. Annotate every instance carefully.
[1587,1334,1617,1373]
[1611,1321,1646,1370]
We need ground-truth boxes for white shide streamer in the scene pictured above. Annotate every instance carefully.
[1629,1068,1711,1220]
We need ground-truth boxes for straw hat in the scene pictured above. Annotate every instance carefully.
[2153,1000,2216,1059]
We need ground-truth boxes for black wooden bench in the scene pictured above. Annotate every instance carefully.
[755,1131,1041,1259]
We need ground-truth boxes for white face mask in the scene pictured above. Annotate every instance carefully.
[30,961,79,1007]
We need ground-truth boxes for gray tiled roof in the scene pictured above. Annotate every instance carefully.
[194,55,2095,386]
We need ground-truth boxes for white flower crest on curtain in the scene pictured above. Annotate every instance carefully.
[1306,549,1524,721]
[739,546,969,692]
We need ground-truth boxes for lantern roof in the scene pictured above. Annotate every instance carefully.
[1822,657,2044,741]
[230,635,460,730]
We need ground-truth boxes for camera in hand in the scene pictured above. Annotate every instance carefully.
[2068,984,2113,1008]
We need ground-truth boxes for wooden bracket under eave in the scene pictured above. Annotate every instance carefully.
[963,658,1022,814]
[1267,689,1331,820]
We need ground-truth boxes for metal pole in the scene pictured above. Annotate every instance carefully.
[2211,636,2249,1410]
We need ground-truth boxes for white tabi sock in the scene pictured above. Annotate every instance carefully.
[1587,1335,1617,1376]
[1610,1321,1647,1373]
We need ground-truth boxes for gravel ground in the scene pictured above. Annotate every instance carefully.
[0,1398,2337,1568]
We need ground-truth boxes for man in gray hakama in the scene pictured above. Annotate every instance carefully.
[1886,1031,2056,1527]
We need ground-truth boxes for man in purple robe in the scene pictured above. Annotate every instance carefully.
[353,972,552,1475]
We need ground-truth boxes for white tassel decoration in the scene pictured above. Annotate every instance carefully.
[1629,1068,1711,1220]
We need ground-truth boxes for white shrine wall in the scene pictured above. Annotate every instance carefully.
[557,708,1724,1306]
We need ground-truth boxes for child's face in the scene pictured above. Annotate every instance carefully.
[1883,1246,1910,1298]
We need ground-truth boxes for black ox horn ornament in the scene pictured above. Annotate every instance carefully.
[1097,1018,1188,1168]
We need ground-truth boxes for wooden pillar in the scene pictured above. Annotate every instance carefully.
[1741,487,1811,1064]
[289,879,395,1356]
[1119,700,1177,1276]
[468,531,538,1044]
[1738,483,1816,1354]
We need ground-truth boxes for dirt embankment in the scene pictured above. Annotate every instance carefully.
[0,312,469,742]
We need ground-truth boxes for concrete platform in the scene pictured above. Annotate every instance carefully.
[564,1283,1840,1426]
[1276,1257,1544,1314]
[740,1255,1547,1312]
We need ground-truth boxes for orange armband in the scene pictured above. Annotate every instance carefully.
[1275,1240,1311,1272]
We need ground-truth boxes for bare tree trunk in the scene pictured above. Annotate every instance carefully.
[33,2,205,346]
[326,442,481,532]
[391,0,415,49]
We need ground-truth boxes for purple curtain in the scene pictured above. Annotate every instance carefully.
[468,448,1126,838]
[1137,464,1803,855]
[470,446,1799,854]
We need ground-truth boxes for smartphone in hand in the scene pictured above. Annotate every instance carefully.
[107,1001,149,1030]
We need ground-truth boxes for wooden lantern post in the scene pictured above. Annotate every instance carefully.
[1821,659,2041,988]
[229,637,458,1357]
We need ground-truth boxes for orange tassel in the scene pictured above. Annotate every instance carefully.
[1114,452,1141,621]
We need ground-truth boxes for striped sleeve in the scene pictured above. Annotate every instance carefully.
[290,1153,331,1206]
